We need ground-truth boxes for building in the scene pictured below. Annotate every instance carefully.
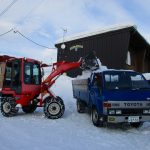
[55,25,150,77]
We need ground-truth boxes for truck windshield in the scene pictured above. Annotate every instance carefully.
[104,71,150,90]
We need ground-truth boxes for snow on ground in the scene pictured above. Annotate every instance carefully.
[1,75,150,150]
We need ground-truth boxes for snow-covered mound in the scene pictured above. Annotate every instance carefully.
[77,59,108,79]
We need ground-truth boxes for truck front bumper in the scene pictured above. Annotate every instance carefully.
[107,115,150,123]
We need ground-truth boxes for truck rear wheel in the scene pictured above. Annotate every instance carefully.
[91,107,103,127]
[44,96,65,119]
[1,97,19,117]
[76,99,86,113]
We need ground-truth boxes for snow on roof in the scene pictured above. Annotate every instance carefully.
[56,24,136,44]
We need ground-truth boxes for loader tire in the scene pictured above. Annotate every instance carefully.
[44,96,65,119]
[22,104,37,113]
[76,99,86,113]
[1,97,18,117]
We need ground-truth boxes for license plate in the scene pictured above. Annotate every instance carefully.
[128,116,139,123]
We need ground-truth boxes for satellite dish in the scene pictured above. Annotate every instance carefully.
[61,43,66,49]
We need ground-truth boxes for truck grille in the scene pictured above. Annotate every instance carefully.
[122,109,143,115]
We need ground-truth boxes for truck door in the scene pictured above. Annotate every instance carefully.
[90,73,103,112]
[0,62,6,90]
[91,73,102,100]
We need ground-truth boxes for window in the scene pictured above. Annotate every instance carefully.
[104,71,150,90]
[0,66,2,75]
[105,74,120,89]
[24,63,32,84]
[4,62,12,86]
[3,60,21,88]
[130,74,148,89]
[24,62,40,85]
[93,73,102,87]
[33,64,40,85]
[12,62,20,86]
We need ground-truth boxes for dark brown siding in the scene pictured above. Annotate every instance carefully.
[56,28,131,77]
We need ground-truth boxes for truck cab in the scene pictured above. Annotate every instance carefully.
[72,70,150,127]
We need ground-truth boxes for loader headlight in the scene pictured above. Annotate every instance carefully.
[116,110,122,115]
[109,110,115,115]
[143,109,150,114]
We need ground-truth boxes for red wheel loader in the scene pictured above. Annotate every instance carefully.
[0,55,81,119]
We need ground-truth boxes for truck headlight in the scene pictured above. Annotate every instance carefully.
[109,110,115,115]
[116,110,122,115]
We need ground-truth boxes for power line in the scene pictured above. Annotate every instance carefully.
[0,0,18,17]
[0,28,13,37]
[14,30,56,49]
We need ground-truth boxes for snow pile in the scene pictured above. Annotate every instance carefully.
[77,59,107,79]
[77,70,91,79]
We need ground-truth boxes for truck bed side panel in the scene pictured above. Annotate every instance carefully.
[72,79,89,103]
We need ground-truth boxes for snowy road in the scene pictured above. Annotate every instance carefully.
[0,76,150,150]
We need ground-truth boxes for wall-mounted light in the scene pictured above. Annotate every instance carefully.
[61,43,66,49]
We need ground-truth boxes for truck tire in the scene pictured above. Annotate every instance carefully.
[76,99,86,113]
[44,96,65,119]
[1,97,19,117]
[130,122,143,128]
[91,107,103,127]
[22,104,37,113]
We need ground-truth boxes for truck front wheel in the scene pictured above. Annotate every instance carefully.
[44,96,65,119]
[91,107,103,127]
[76,99,86,113]
[1,97,19,117]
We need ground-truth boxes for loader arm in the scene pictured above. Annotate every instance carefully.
[42,60,82,89]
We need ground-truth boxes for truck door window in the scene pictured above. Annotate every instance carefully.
[93,74,102,87]
[105,74,119,89]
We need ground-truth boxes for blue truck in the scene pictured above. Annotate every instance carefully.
[72,70,150,127]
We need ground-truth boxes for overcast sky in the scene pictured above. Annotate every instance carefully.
[0,0,150,63]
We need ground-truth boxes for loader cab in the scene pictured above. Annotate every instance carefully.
[2,58,41,96]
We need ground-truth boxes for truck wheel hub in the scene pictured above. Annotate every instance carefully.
[48,103,60,115]
[92,110,98,122]
[3,102,11,113]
